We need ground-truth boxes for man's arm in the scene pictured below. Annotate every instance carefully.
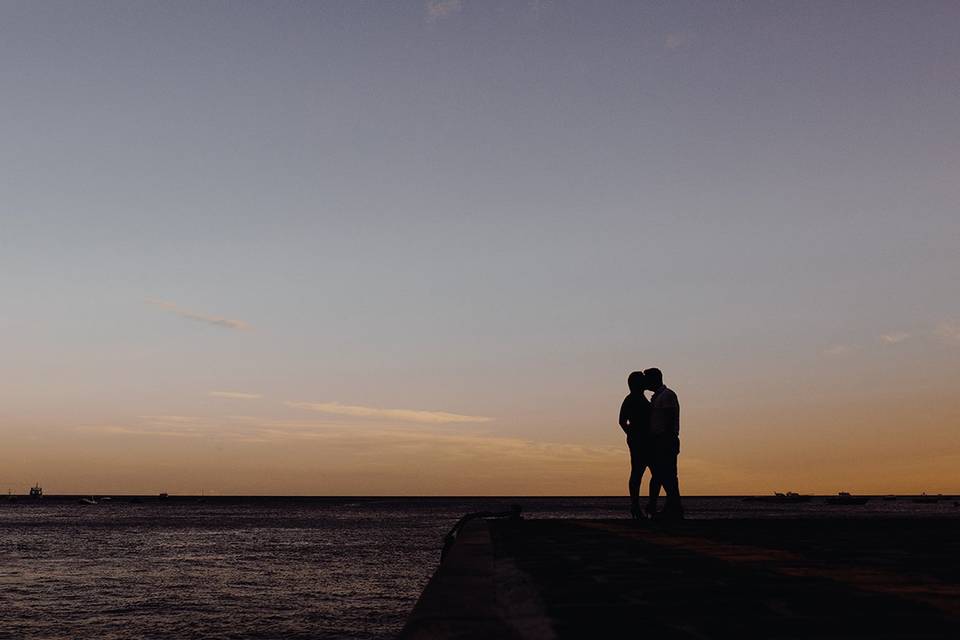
[663,390,680,437]
[651,389,680,437]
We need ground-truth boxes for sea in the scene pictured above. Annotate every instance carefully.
[2,495,958,639]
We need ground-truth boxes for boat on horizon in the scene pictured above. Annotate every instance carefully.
[825,492,870,505]
[912,493,941,504]
[78,497,98,505]
[29,484,43,498]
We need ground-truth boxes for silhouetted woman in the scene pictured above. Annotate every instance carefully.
[619,371,656,519]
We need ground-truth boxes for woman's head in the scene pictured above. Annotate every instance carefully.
[628,371,646,393]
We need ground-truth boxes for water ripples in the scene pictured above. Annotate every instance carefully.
[2,496,956,638]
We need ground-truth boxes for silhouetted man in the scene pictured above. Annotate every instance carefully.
[618,371,657,519]
[645,367,683,519]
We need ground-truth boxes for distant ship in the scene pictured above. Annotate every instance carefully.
[912,493,941,504]
[825,492,870,505]
[743,492,812,504]
[29,484,43,498]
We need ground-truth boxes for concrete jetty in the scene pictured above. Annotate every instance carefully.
[399,517,960,639]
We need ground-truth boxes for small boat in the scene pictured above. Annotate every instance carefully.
[743,492,812,503]
[912,493,941,504]
[825,492,870,505]
[158,492,169,500]
[882,495,898,501]
[29,484,43,498]
[78,497,98,505]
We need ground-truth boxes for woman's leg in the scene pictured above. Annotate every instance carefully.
[628,442,642,508]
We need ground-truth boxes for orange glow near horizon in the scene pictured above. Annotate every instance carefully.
[4,369,958,495]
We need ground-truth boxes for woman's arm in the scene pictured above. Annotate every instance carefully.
[618,397,630,434]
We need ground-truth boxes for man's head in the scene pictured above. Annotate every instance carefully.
[643,368,663,390]
[627,371,645,394]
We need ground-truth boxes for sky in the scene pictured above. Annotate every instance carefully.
[1,1,958,495]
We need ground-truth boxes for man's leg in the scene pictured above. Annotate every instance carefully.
[646,464,660,516]
[662,437,683,516]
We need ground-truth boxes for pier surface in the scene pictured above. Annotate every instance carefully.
[400,518,960,639]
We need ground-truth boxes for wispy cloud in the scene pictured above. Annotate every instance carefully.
[286,401,492,425]
[936,321,960,346]
[880,332,910,345]
[268,426,618,460]
[81,415,258,441]
[664,30,696,50]
[426,0,463,22]
[76,419,608,470]
[822,344,857,357]
[208,391,262,400]
[78,424,203,439]
[146,299,251,331]
[140,415,205,424]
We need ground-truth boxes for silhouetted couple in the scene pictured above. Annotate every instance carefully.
[618,368,682,520]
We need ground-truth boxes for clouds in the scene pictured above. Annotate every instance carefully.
[823,328,919,356]
[664,30,696,50]
[209,391,262,400]
[80,397,492,448]
[247,424,617,463]
[81,415,274,442]
[822,344,857,357]
[79,418,205,439]
[146,299,251,331]
[75,413,613,465]
[936,321,960,346]
[76,414,625,494]
[285,401,492,425]
[879,332,910,345]
[425,0,463,22]
[818,319,960,355]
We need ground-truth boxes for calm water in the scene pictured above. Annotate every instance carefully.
[2,496,958,639]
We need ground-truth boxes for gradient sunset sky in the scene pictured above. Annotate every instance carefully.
[2,1,958,495]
